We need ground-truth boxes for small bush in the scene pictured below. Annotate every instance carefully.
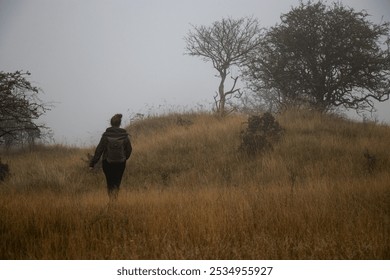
[240,112,284,156]
[0,158,10,182]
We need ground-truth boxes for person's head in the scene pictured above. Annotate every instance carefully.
[110,114,122,128]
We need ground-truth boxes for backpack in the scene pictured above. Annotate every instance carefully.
[106,137,126,163]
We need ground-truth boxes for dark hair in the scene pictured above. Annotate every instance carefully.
[110,114,122,127]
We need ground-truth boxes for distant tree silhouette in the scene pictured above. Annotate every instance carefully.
[185,17,263,116]
[0,70,51,146]
[243,1,390,114]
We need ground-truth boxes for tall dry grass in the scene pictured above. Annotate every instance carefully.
[0,110,389,259]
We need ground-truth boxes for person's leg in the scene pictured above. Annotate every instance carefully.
[102,160,117,199]
[113,162,126,187]
[110,162,126,199]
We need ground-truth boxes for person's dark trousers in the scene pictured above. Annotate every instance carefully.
[102,160,126,199]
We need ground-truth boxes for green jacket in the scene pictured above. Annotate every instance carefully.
[90,127,132,167]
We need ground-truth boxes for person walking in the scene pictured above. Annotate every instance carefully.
[89,114,132,200]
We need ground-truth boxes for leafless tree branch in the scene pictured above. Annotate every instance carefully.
[185,17,264,116]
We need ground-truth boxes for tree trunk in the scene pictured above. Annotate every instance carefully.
[217,70,227,116]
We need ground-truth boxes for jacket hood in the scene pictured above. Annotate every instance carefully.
[103,127,129,138]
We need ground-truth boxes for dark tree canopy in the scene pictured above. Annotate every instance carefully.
[243,1,390,113]
[185,17,263,115]
[0,70,50,146]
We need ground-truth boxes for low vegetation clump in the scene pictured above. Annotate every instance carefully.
[0,158,9,181]
[0,110,389,259]
[239,112,284,156]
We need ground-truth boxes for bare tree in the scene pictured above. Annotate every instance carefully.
[0,70,51,146]
[184,17,263,116]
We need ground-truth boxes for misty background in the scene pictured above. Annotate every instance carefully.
[1,0,389,145]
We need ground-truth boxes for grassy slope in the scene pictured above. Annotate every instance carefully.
[0,110,389,259]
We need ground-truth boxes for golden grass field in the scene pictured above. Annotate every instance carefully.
[0,110,389,259]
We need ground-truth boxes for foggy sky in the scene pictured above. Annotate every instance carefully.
[1,0,389,145]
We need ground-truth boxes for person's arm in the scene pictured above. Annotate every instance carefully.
[125,137,132,160]
[89,136,106,168]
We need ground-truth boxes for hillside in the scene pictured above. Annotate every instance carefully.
[0,110,389,259]
[125,110,390,190]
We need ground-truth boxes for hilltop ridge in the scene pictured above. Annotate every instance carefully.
[123,110,390,190]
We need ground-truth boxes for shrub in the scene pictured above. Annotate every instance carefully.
[240,112,284,156]
[0,158,9,182]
